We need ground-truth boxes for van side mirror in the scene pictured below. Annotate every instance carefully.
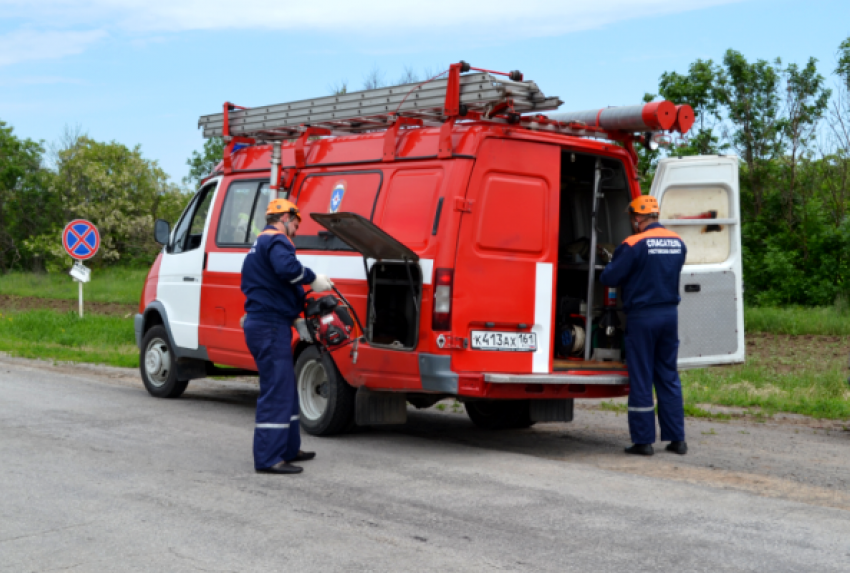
[154,219,171,245]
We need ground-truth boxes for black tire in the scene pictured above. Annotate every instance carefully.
[465,400,536,430]
[140,325,189,398]
[295,346,355,436]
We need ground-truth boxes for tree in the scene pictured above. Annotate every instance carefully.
[397,66,419,84]
[658,59,727,156]
[715,50,785,219]
[778,58,831,253]
[184,137,225,188]
[362,66,385,90]
[329,80,348,95]
[27,137,186,269]
[0,120,58,271]
[837,37,850,90]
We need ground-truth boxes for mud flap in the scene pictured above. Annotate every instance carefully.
[529,399,574,422]
[355,386,407,425]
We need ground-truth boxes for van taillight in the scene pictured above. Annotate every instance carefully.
[432,268,454,331]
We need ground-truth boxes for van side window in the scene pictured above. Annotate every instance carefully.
[216,181,272,246]
[292,171,382,251]
[171,183,215,254]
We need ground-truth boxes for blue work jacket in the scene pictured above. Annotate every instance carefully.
[241,226,317,324]
[599,223,687,314]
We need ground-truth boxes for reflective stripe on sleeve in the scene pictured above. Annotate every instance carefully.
[256,423,290,429]
[290,415,300,421]
[290,269,304,284]
[628,406,656,413]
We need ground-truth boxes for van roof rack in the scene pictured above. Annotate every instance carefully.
[198,61,563,140]
[198,61,695,180]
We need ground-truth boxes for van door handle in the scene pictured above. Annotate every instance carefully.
[684,284,700,293]
[183,277,196,282]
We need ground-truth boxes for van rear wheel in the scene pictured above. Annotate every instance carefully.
[140,325,189,398]
[296,346,355,436]
[465,400,535,430]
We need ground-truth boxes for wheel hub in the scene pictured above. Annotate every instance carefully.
[298,360,329,421]
[144,338,171,387]
[145,349,163,376]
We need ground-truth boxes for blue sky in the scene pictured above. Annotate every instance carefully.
[1,0,847,185]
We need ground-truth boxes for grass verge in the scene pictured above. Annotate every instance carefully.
[0,309,137,368]
[0,268,147,305]
[746,305,850,336]
[681,365,850,420]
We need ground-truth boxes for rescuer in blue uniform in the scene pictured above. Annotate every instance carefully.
[241,198,333,474]
[599,196,688,456]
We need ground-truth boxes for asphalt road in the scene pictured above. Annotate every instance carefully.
[2,355,850,572]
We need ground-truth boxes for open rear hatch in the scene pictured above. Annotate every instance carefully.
[312,212,422,350]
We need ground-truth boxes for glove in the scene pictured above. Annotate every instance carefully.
[310,274,333,293]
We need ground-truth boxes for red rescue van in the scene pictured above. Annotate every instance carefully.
[135,64,744,434]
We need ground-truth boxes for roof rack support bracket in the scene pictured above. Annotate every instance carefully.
[438,117,457,159]
[383,116,423,162]
[294,127,332,169]
[221,136,255,175]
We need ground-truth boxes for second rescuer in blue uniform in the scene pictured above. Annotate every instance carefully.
[241,198,333,474]
[600,195,688,456]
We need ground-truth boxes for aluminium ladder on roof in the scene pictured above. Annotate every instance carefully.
[198,72,562,140]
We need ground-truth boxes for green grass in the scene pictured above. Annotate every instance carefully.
[682,361,850,421]
[745,305,850,335]
[0,309,138,368]
[0,268,147,305]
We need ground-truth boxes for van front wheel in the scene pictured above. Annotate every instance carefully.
[140,325,189,398]
[296,346,355,436]
[465,400,535,430]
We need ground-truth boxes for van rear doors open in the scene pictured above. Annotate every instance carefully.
[651,155,745,368]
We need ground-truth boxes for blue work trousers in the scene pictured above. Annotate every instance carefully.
[624,306,685,445]
[243,317,301,470]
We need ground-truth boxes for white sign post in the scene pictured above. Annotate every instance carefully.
[69,262,91,318]
[62,220,100,318]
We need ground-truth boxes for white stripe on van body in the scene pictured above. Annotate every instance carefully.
[532,262,553,374]
[206,252,434,285]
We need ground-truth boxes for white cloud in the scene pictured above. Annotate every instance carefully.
[0,0,745,64]
[0,29,106,66]
[3,0,744,35]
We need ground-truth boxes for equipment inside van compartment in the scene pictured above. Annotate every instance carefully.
[136,61,744,436]
[556,151,631,365]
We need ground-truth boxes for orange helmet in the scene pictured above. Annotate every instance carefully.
[266,198,302,222]
[628,196,659,215]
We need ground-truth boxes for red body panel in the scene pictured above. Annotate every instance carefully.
[163,124,637,399]
[139,253,162,314]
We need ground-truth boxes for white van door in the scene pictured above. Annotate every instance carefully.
[157,179,219,350]
[650,156,745,368]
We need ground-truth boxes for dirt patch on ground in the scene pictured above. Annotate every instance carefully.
[0,294,137,317]
[745,332,848,375]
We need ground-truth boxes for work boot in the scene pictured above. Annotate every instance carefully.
[256,461,303,475]
[666,441,688,455]
[624,444,654,456]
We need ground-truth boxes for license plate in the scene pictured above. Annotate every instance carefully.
[470,331,537,352]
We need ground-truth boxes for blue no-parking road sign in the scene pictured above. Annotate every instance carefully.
[62,220,100,260]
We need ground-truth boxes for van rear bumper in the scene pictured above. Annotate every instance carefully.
[484,373,628,385]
